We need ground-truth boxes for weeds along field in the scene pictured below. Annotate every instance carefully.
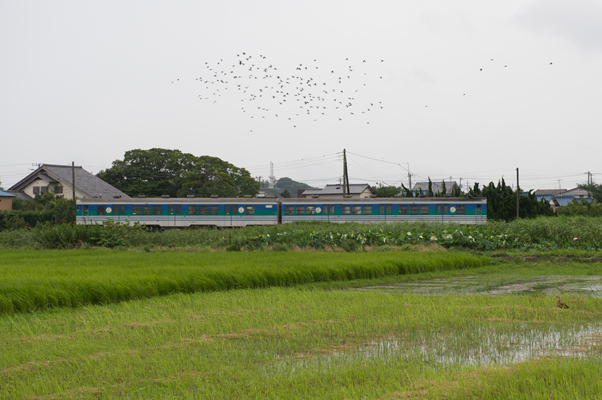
[0,216,601,251]
[0,250,488,314]
[1,262,602,399]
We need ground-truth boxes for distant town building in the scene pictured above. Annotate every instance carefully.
[534,189,567,197]
[411,180,459,196]
[301,183,373,199]
[8,164,130,200]
[256,188,282,198]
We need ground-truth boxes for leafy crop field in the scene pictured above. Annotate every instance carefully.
[1,261,601,399]
[1,217,602,252]
[0,250,488,314]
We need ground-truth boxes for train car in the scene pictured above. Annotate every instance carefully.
[281,197,487,224]
[76,197,279,228]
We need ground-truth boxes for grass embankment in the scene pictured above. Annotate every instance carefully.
[0,216,601,251]
[0,250,488,314]
[1,266,601,399]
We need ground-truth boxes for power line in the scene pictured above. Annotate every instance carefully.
[346,151,409,172]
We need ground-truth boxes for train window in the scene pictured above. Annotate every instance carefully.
[330,205,335,214]
[120,206,125,215]
[476,205,482,214]
[400,205,408,214]
[342,206,351,215]
[169,206,174,215]
[97,206,106,216]
[209,206,218,215]
[84,205,88,214]
[410,206,419,215]
[77,205,81,211]
[153,206,162,215]
[457,205,466,215]
[386,205,391,214]
[444,205,449,214]
[307,206,315,215]
[323,205,328,215]
[285,206,295,215]
[420,205,429,215]
[225,205,230,215]
[113,206,118,215]
[436,205,442,214]
[363,206,372,215]
[199,206,207,215]
[143,206,152,215]
[188,206,197,215]
[176,206,181,215]
[245,206,255,215]
[379,205,384,214]
[296,206,305,215]
[232,206,237,215]
[132,206,140,215]
[352,206,361,215]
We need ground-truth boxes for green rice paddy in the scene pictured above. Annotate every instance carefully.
[0,250,487,314]
[1,251,601,399]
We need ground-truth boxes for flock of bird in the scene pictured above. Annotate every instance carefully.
[173,53,386,129]
[172,55,555,124]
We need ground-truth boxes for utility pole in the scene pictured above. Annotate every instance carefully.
[516,168,520,219]
[407,163,412,190]
[342,149,350,195]
[71,161,76,200]
[585,171,592,197]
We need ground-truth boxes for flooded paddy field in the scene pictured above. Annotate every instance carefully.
[360,274,602,296]
[1,258,601,399]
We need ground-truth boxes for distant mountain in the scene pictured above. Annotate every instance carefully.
[276,177,314,198]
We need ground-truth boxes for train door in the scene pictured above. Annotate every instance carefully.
[225,204,233,227]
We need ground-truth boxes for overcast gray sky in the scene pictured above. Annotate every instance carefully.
[1,0,601,192]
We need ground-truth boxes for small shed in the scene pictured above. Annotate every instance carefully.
[0,190,16,211]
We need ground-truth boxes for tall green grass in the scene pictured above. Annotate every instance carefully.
[0,250,488,314]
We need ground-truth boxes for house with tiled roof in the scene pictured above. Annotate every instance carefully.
[559,188,590,198]
[8,164,130,200]
[301,183,373,199]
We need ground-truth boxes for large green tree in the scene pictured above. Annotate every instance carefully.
[97,149,259,198]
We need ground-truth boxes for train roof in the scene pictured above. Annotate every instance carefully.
[284,197,486,203]
[76,197,280,204]
[77,196,486,204]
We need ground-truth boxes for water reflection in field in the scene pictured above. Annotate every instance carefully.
[360,275,602,297]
